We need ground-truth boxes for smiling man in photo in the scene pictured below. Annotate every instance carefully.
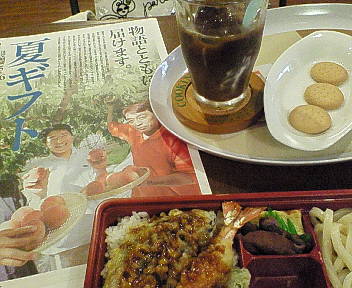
[107,101,201,197]
[21,124,107,270]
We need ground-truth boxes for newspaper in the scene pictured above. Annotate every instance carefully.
[0,18,211,283]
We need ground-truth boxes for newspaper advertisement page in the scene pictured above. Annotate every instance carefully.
[0,18,211,284]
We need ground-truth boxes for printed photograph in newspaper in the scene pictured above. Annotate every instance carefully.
[0,19,211,282]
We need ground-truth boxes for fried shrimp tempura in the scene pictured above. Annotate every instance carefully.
[177,202,266,288]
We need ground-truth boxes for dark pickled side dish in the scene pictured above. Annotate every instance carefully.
[240,212,313,255]
[179,6,264,102]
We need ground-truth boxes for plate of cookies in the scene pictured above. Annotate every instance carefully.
[264,30,351,151]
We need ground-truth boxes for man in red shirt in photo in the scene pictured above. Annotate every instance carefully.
[107,101,201,197]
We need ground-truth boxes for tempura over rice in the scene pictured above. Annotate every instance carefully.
[102,202,263,288]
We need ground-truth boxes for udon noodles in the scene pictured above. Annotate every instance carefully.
[310,207,352,288]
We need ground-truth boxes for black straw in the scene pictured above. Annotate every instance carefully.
[70,0,80,15]
[279,0,287,7]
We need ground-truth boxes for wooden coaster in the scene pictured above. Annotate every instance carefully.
[172,73,265,134]
[188,85,252,116]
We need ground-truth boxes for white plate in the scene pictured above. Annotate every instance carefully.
[150,4,352,165]
[264,30,352,151]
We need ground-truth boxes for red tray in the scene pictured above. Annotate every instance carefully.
[84,189,352,288]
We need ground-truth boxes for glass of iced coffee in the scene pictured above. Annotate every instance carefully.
[175,0,268,114]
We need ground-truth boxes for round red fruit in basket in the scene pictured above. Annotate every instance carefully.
[40,196,70,230]
[10,206,43,228]
[22,219,47,251]
[122,165,142,179]
[42,204,70,230]
[9,207,47,250]
[40,195,66,212]
[81,181,105,196]
[30,193,87,253]
[106,172,135,188]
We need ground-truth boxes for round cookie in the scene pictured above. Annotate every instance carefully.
[310,62,348,86]
[288,105,331,134]
[304,83,344,110]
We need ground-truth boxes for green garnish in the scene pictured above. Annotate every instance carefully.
[300,233,312,243]
[265,208,298,235]
[264,208,312,245]
[287,218,298,235]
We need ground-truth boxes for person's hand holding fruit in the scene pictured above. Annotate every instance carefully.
[9,207,46,251]
[87,148,108,170]
[0,226,39,267]
[22,167,50,199]
[4,195,71,253]
[85,148,108,196]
